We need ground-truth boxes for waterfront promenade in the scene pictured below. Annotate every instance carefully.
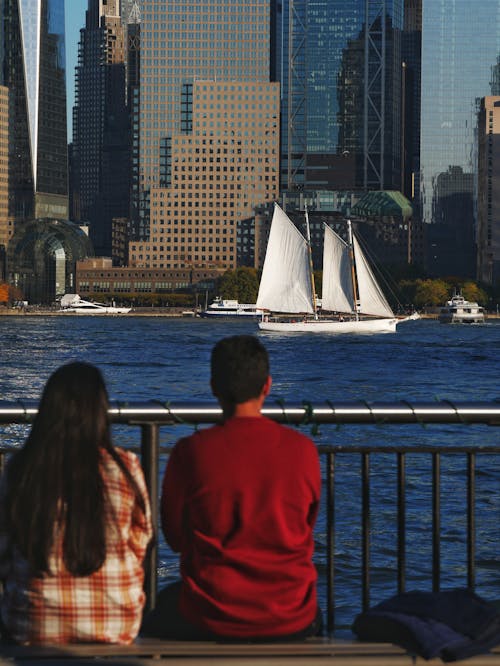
[1,401,500,664]
[2,637,499,664]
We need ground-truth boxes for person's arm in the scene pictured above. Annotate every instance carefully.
[160,440,188,553]
[307,440,322,527]
[127,453,154,561]
[0,470,11,582]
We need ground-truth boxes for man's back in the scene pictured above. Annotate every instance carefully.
[161,416,321,638]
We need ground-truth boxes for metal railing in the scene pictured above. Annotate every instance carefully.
[1,399,499,634]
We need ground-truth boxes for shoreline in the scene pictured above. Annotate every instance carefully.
[1,308,499,320]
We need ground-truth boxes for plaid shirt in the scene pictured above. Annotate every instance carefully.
[0,448,153,645]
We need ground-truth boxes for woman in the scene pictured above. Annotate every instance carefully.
[0,362,153,645]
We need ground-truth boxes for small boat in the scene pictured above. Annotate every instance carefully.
[438,293,485,324]
[200,297,263,318]
[59,294,131,315]
[256,204,408,334]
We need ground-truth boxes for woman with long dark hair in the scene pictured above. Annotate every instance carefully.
[0,362,153,644]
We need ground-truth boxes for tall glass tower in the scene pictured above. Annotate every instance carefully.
[276,0,404,192]
[0,0,67,221]
[419,0,500,276]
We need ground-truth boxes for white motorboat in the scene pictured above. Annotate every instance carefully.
[200,297,263,318]
[59,294,131,315]
[438,294,485,324]
[256,204,408,334]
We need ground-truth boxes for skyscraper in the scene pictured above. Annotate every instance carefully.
[129,1,279,270]
[0,0,67,225]
[71,0,129,258]
[477,96,500,285]
[419,0,500,277]
[276,0,404,192]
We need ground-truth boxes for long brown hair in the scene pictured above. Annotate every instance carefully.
[3,362,145,576]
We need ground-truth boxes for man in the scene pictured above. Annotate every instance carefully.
[145,335,321,640]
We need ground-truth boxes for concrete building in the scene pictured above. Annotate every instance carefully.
[130,0,279,272]
[129,80,279,270]
[477,97,500,286]
[76,257,223,300]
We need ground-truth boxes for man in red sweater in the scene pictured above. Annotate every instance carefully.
[143,335,322,640]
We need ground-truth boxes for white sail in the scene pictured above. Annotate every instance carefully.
[353,235,394,318]
[321,225,355,313]
[256,204,314,313]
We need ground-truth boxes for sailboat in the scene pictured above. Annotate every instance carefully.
[256,203,403,334]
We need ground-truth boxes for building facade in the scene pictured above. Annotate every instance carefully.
[477,97,500,286]
[76,257,223,300]
[0,0,68,224]
[0,85,10,258]
[276,0,404,192]
[71,0,129,258]
[419,0,500,277]
[128,1,279,272]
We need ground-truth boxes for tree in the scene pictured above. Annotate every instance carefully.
[218,267,259,303]
[460,281,488,306]
[413,279,450,307]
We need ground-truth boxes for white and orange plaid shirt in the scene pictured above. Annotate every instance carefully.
[0,448,153,645]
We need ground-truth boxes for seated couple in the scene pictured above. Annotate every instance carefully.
[0,335,322,644]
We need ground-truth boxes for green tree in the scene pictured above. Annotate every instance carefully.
[413,279,450,307]
[460,281,488,306]
[218,267,259,303]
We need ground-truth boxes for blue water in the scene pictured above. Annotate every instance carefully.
[1,315,499,629]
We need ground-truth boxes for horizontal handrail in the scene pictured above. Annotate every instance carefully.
[1,401,499,636]
[0,399,499,425]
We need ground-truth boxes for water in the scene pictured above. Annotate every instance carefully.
[1,315,499,629]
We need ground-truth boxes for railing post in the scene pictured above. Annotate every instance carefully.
[361,452,370,610]
[326,451,335,634]
[397,452,406,593]
[432,452,441,592]
[140,423,160,612]
[467,452,476,589]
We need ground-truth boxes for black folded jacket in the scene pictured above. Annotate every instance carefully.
[352,588,500,662]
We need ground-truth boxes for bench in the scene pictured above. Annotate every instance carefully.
[1,637,500,665]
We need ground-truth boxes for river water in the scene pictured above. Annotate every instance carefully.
[1,315,499,629]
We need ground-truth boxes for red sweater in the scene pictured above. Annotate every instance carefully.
[161,416,321,638]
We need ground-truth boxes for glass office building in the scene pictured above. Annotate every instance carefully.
[276,0,404,191]
[419,0,500,276]
[0,0,67,220]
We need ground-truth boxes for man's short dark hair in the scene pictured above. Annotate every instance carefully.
[211,335,270,405]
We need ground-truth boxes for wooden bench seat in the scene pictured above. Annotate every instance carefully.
[1,637,500,665]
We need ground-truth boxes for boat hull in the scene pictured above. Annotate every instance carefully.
[258,318,398,334]
[438,313,485,324]
[61,307,132,314]
[200,311,261,318]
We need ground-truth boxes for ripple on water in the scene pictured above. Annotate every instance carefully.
[2,317,500,616]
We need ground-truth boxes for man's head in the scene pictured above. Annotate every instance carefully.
[211,335,270,407]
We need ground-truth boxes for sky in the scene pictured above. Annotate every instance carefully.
[64,0,87,137]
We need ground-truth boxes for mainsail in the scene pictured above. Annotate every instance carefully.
[257,205,394,320]
[352,236,394,318]
[321,225,355,313]
[256,204,314,313]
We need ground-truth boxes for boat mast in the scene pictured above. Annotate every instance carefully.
[305,203,318,319]
[347,219,360,320]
